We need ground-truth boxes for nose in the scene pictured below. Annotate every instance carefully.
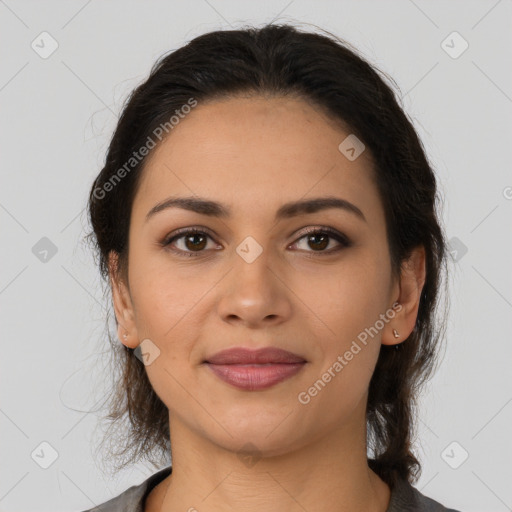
[216,246,293,329]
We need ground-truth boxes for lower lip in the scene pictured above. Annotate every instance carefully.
[205,362,306,390]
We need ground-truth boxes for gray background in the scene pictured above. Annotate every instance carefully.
[1,1,511,511]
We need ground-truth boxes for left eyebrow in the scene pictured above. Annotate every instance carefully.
[145,195,367,224]
[276,196,366,223]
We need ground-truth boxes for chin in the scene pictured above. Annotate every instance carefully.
[213,416,306,458]
[220,433,299,461]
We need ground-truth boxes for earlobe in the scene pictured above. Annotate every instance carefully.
[381,310,403,347]
[382,245,426,347]
[116,324,138,349]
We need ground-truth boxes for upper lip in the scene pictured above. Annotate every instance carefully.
[204,347,306,365]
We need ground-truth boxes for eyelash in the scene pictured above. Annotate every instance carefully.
[161,226,352,258]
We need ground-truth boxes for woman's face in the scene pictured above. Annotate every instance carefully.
[112,94,405,457]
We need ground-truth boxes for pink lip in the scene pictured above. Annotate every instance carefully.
[204,347,307,391]
[205,347,306,365]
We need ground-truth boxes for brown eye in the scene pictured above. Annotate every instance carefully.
[306,232,329,251]
[291,227,351,255]
[181,233,208,251]
[163,229,217,257]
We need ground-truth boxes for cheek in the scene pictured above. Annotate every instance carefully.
[295,266,385,421]
[128,256,207,343]
[128,263,205,405]
[297,256,389,332]
[296,257,389,381]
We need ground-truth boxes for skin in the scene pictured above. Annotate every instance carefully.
[109,94,426,512]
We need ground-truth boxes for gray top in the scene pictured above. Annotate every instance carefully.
[80,465,461,512]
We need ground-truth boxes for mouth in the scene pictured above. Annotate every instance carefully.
[203,346,307,391]
[204,346,306,365]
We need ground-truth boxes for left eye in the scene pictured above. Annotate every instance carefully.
[162,227,351,257]
[291,228,350,253]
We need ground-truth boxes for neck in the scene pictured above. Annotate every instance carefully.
[149,408,391,512]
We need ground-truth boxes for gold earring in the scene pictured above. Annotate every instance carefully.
[393,329,399,339]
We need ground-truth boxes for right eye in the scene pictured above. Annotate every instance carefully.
[162,228,220,257]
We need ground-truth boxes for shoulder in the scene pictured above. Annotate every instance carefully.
[78,466,172,512]
[387,477,462,512]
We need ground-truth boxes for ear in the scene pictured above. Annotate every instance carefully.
[382,245,426,347]
[108,250,139,349]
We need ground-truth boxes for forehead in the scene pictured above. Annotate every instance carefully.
[133,95,383,224]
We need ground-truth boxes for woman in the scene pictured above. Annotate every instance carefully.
[83,23,460,512]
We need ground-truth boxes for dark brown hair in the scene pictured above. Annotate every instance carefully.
[85,23,449,488]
